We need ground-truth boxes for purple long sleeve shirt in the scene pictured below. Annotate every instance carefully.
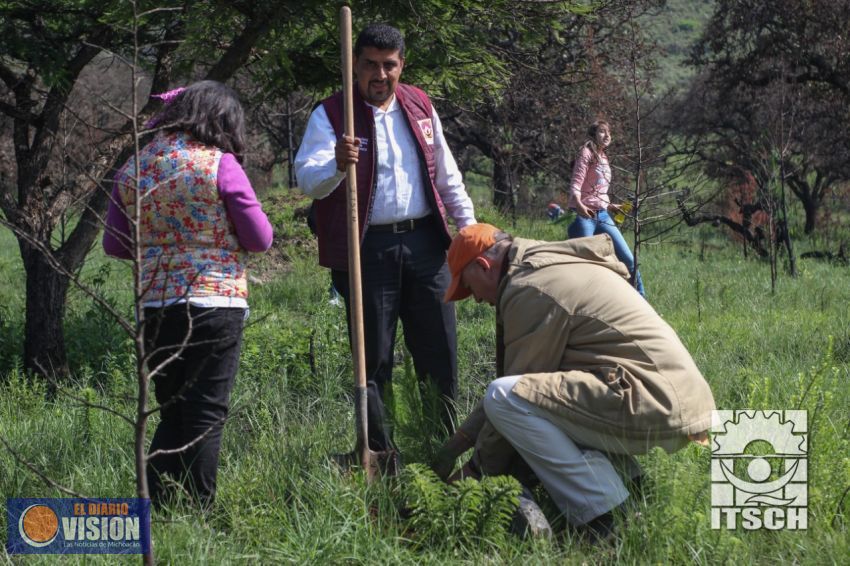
[103,153,273,258]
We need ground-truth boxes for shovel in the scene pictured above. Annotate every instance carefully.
[339,6,383,483]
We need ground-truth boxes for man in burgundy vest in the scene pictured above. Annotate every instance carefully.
[294,24,476,456]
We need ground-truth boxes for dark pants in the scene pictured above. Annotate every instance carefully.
[331,219,458,451]
[143,304,244,510]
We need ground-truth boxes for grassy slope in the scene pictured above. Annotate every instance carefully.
[641,0,715,92]
[1,187,848,563]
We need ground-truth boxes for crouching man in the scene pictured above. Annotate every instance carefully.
[438,224,715,539]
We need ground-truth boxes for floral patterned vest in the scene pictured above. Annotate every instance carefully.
[115,131,247,302]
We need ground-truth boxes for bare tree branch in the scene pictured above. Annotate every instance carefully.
[0,436,89,498]
[146,416,225,460]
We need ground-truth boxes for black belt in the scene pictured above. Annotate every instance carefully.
[367,215,434,234]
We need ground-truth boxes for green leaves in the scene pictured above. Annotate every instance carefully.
[398,463,522,549]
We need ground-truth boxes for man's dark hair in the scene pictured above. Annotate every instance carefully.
[354,24,405,58]
[157,80,247,163]
[482,231,513,261]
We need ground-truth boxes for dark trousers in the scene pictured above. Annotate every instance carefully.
[143,304,244,510]
[331,220,458,451]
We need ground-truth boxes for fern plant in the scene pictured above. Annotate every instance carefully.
[398,464,522,549]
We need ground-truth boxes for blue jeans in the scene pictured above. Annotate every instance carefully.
[567,209,645,297]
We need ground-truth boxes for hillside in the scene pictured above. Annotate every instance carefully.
[641,0,715,92]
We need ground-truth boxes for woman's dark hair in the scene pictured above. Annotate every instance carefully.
[355,24,405,58]
[155,80,247,163]
[583,119,611,163]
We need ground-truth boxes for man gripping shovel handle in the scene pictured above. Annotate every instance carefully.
[337,5,392,481]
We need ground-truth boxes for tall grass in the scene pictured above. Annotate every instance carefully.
[1,193,848,563]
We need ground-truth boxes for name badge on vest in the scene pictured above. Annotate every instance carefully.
[358,138,369,153]
[417,118,435,145]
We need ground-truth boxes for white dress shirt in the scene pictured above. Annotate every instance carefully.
[294,95,475,228]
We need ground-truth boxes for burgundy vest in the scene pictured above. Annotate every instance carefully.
[314,83,452,271]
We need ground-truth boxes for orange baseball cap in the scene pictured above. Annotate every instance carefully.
[444,223,501,302]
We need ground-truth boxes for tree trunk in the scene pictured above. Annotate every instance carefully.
[21,244,71,383]
[788,175,821,235]
[516,179,534,215]
[492,157,516,212]
[802,198,817,235]
[779,162,798,276]
[631,196,641,291]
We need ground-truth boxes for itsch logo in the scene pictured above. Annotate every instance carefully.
[711,410,808,531]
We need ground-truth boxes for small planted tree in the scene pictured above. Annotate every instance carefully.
[598,6,710,293]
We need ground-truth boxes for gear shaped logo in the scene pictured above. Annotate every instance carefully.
[711,410,807,530]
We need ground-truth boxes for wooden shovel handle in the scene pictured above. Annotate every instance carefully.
[340,6,372,478]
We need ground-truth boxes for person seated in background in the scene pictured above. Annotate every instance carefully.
[434,224,715,540]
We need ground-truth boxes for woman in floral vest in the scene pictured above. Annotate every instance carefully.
[103,81,273,510]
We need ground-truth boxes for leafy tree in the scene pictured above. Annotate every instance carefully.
[442,0,661,212]
[0,0,557,381]
[1,0,175,381]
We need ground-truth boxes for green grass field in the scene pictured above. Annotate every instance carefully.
[1,191,848,564]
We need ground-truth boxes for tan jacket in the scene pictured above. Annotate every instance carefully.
[472,235,715,463]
